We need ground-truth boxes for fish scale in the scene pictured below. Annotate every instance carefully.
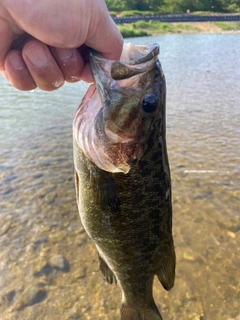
[73,43,175,320]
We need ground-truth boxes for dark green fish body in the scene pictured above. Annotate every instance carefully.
[73,44,175,320]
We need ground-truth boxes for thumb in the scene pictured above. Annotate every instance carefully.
[84,1,123,60]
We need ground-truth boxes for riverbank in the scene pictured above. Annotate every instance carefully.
[118,21,240,37]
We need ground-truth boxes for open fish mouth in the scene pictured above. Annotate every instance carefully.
[90,43,160,81]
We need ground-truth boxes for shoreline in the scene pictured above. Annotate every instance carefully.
[118,21,240,37]
[168,21,240,33]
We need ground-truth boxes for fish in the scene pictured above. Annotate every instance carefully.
[72,43,175,320]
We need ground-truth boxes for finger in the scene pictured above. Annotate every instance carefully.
[22,40,65,91]
[0,70,9,82]
[0,20,15,70]
[86,2,123,60]
[4,50,36,91]
[76,45,93,83]
[51,47,83,83]
[79,62,94,83]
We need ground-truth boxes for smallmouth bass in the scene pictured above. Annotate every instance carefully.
[73,43,175,320]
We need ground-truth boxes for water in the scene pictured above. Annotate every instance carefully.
[0,34,240,320]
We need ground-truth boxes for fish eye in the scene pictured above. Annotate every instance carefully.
[141,94,158,113]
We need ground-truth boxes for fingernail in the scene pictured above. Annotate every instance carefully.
[54,48,73,60]
[53,78,64,88]
[8,53,25,70]
[25,46,48,67]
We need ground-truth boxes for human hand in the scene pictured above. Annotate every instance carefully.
[0,0,123,91]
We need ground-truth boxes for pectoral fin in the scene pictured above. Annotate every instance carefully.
[90,169,119,208]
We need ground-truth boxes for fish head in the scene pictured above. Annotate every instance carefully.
[90,43,166,173]
[73,43,166,174]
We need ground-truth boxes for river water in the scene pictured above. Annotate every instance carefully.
[0,34,240,320]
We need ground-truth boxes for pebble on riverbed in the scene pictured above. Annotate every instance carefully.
[49,254,70,272]
[15,285,47,310]
[0,220,12,236]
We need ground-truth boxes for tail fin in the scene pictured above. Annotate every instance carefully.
[121,302,163,320]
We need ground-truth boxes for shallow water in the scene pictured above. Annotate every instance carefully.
[0,34,240,320]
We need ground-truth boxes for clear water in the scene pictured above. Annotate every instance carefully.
[0,34,240,320]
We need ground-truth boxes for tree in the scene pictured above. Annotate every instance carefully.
[105,0,164,11]
[105,0,231,12]
[105,0,127,11]
[221,0,240,12]
[161,0,224,12]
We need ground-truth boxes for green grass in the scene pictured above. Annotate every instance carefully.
[175,23,199,31]
[214,21,240,30]
[192,11,224,15]
[120,20,199,37]
[132,21,176,33]
[117,25,149,38]
[119,10,156,17]
[118,20,240,38]
[109,11,117,17]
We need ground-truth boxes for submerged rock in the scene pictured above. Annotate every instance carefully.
[49,254,70,272]
[0,290,16,308]
[16,285,46,309]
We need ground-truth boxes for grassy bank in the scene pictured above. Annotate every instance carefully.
[118,21,240,37]
[214,21,240,30]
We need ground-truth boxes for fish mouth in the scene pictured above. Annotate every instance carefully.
[89,43,160,102]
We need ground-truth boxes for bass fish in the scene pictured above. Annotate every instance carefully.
[73,43,175,320]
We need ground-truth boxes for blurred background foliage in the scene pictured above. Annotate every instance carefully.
[105,0,240,14]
